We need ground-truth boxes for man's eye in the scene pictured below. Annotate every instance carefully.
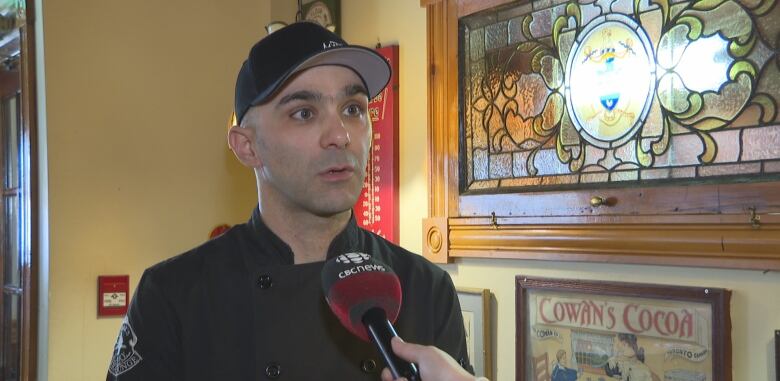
[292,108,313,120]
[344,104,364,117]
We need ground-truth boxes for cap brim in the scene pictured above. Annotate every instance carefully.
[250,46,391,108]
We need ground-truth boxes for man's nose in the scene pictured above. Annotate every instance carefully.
[320,112,351,149]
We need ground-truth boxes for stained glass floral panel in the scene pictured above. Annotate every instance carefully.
[460,0,780,192]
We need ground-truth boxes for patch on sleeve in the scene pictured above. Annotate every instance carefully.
[108,316,143,376]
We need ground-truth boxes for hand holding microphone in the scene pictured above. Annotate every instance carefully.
[321,253,419,381]
[380,337,486,381]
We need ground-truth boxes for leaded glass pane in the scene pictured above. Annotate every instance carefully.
[460,0,780,192]
[3,195,20,287]
[765,160,780,173]
[2,292,21,381]
[2,94,19,189]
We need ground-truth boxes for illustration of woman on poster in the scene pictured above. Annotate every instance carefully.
[551,349,578,381]
[604,333,658,381]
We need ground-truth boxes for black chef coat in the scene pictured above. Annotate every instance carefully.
[107,208,471,380]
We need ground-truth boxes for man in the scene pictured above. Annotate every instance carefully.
[107,22,470,380]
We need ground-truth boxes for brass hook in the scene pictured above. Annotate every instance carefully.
[590,195,617,207]
[490,211,498,229]
[590,196,606,207]
[748,207,760,229]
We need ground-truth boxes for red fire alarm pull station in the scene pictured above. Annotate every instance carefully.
[98,275,129,317]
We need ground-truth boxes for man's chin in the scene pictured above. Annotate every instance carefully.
[311,207,353,219]
[310,196,360,218]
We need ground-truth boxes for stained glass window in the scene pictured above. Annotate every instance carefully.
[460,0,780,192]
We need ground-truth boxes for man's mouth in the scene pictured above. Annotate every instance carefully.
[320,165,355,180]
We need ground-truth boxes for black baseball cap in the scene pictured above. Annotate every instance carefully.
[234,22,391,124]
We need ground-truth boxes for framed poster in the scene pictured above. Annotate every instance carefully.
[516,276,731,381]
[354,45,399,243]
[458,287,492,379]
[776,330,779,381]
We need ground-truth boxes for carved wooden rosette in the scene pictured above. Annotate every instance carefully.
[422,217,449,263]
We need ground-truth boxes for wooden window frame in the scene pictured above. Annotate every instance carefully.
[420,0,780,270]
[0,2,40,380]
[20,4,39,376]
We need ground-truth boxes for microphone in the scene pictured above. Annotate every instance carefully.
[321,252,419,380]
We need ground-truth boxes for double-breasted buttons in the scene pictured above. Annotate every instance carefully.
[265,362,281,379]
[360,359,377,373]
[257,274,273,289]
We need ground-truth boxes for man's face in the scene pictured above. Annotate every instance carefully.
[243,65,371,217]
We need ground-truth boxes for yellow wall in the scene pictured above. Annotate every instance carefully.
[338,2,780,381]
[271,0,430,250]
[40,0,780,380]
[340,0,429,253]
[41,0,266,379]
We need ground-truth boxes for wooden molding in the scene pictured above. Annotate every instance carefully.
[448,220,780,270]
[456,0,515,17]
[422,217,449,263]
[426,0,458,218]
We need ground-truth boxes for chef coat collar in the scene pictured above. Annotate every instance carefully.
[247,206,361,265]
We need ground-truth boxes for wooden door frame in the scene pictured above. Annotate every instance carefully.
[19,1,39,379]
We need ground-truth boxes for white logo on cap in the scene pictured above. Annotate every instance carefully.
[336,253,370,264]
[323,40,343,49]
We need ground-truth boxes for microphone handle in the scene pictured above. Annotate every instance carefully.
[362,307,420,381]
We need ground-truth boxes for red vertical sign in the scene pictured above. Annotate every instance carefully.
[355,45,399,243]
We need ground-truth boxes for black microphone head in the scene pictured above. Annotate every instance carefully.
[321,252,402,341]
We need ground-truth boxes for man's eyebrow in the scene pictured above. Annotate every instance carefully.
[275,90,321,108]
[344,84,368,97]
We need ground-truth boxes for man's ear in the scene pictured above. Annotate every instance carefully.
[228,126,262,168]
